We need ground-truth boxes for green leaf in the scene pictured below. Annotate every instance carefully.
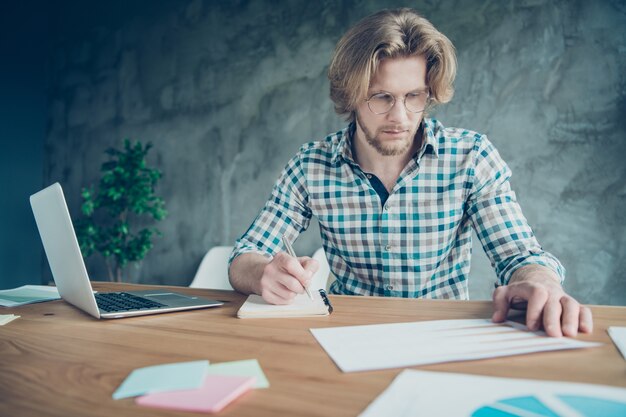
[75,138,167,281]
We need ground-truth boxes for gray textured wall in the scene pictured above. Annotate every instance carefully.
[44,0,626,304]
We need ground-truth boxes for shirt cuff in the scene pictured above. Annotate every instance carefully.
[497,251,565,287]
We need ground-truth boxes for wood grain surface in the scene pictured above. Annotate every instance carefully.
[1,282,624,417]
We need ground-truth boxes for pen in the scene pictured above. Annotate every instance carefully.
[281,235,314,300]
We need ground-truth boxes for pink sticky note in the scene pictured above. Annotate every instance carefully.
[136,374,255,413]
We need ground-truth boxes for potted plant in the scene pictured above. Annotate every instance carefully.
[76,139,167,282]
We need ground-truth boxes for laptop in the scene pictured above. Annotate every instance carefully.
[30,182,223,319]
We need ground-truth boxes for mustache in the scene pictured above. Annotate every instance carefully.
[379,125,410,131]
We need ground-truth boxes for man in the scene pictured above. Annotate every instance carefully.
[228,8,593,337]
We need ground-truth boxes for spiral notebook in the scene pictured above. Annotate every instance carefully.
[237,289,333,318]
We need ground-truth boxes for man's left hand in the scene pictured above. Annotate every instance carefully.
[492,264,593,337]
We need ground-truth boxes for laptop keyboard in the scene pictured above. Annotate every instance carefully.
[95,292,166,312]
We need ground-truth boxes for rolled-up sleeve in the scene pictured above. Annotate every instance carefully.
[466,135,565,286]
[228,152,312,266]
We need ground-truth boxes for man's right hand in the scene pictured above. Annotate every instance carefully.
[258,252,319,305]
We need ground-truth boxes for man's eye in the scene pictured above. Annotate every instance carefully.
[373,93,394,102]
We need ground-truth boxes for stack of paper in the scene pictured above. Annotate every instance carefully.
[311,319,601,372]
[0,285,60,307]
[113,359,269,413]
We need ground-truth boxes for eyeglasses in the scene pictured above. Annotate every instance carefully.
[365,90,431,114]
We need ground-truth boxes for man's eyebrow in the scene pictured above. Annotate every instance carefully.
[407,87,429,93]
[367,87,429,95]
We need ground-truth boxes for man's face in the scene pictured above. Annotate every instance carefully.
[354,55,428,157]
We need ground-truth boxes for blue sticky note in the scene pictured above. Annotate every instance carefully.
[113,360,209,400]
[204,359,270,389]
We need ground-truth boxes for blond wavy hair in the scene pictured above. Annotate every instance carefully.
[328,8,457,122]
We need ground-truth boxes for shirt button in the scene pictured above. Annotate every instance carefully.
[384,244,392,251]
[386,285,393,291]
[366,174,372,179]
[384,204,390,211]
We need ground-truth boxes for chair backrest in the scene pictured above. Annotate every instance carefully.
[311,247,332,291]
[190,246,234,290]
[191,246,332,291]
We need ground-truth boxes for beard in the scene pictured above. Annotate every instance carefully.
[355,113,421,157]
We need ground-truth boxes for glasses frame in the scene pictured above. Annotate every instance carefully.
[365,90,431,115]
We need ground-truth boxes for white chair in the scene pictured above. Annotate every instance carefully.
[311,247,332,291]
[191,245,332,291]
[190,246,234,290]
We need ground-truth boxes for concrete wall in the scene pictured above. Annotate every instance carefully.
[43,0,625,304]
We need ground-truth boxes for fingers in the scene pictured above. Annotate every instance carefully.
[524,287,549,332]
[259,270,298,304]
[491,286,510,323]
[542,296,563,337]
[559,296,580,337]
[493,280,594,338]
[492,284,539,326]
[300,257,319,275]
[579,306,593,333]
[258,252,314,304]
[546,297,594,337]
[280,254,313,290]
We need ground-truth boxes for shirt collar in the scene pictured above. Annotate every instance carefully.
[332,123,357,165]
[332,119,439,165]
[420,118,439,159]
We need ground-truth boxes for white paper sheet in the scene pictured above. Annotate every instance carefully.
[360,370,626,417]
[0,314,20,325]
[310,319,601,372]
[608,327,626,360]
[0,285,60,307]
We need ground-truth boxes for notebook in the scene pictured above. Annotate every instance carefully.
[30,183,223,319]
[237,288,333,318]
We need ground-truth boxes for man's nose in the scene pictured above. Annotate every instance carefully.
[385,98,409,123]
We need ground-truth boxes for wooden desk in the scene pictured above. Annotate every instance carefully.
[1,282,625,417]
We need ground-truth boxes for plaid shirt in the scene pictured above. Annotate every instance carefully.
[230,118,564,299]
